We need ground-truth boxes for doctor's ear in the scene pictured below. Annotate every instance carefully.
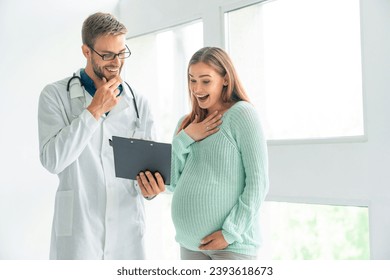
[81,44,91,58]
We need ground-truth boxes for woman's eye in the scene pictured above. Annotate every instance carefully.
[203,80,210,84]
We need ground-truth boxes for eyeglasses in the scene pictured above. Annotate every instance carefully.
[88,45,131,61]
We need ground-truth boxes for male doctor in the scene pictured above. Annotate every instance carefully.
[38,12,165,259]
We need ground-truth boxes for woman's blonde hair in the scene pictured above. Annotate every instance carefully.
[179,47,250,131]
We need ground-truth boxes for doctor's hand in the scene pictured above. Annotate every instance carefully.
[184,111,223,142]
[199,230,229,251]
[87,77,122,120]
[136,171,165,199]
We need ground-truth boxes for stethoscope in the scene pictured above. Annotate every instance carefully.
[66,73,140,128]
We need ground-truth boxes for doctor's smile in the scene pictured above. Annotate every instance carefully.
[106,66,120,73]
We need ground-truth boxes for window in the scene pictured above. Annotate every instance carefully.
[260,202,370,259]
[125,21,203,142]
[125,21,203,259]
[225,0,364,141]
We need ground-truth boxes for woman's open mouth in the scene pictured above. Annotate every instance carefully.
[195,94,210,102]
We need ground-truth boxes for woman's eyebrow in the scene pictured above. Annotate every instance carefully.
[189,74,212,78]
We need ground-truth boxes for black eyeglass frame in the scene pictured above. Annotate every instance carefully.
[88,44,131,61]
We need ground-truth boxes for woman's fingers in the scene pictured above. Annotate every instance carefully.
[205,119,222,132]
[203,112,222,130]
[203,110,220,123]
[185,111,223,141]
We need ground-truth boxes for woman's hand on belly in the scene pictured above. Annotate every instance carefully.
[199,230,228,250]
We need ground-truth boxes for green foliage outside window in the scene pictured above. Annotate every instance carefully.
[267,202,369,260]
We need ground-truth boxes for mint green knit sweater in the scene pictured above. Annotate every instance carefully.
[168,101,269,256]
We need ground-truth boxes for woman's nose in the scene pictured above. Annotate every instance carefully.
[192,83,201,93]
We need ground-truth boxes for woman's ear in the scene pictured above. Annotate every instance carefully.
[223,75,228,86]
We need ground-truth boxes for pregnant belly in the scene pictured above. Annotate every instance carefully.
[171,180,238,241]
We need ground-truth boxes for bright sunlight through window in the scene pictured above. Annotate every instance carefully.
[261,202,369,259]
[225,0,364,141]
[125,21,203,143]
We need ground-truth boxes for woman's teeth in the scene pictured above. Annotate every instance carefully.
[196,94,209,101]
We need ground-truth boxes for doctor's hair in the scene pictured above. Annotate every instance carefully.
[82,12,127,48]
[179,46,250,132]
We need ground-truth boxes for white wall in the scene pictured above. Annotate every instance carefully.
[118,0,390,259]
[0,0,388,260]
[0,0,119,259]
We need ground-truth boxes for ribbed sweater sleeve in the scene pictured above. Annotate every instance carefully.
[167,117,195,192]
[221,103,269,244]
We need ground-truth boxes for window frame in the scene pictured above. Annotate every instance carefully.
[221,0,367,146]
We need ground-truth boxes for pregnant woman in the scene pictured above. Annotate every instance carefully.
[168,47,269,260]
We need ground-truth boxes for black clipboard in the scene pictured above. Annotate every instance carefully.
[109,136,172,184]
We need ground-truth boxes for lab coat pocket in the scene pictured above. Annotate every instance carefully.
[54,190,74,237]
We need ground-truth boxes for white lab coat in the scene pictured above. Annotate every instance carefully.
[38,69,156,259]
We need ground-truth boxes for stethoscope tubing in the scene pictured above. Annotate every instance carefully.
[67,74,140,120]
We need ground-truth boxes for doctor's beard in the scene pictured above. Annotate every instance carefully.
[91,56,123,81]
